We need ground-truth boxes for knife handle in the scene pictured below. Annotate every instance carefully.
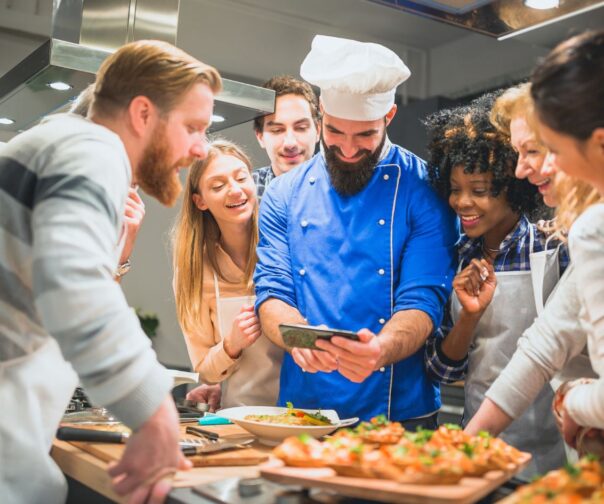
[56,426,127,443]
[181,445,198,456]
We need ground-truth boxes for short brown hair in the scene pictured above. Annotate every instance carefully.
[91,40,222,117]
[253,75,319,133]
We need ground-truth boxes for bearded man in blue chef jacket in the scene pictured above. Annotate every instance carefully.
[254,35,458,429]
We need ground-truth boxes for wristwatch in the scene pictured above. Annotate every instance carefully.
[115,259,131,278]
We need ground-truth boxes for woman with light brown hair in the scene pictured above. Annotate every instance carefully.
[172,140,282,409]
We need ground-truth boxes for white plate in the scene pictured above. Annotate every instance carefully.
[216,406,358,446]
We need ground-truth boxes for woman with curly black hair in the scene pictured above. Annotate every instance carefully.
[423,93,568,478]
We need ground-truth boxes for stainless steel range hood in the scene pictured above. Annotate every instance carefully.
[0,0,274,137]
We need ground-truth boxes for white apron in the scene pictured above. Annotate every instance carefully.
[529,234,561,316]
[455,227,566,479]
[531,237,582,463]
[213,274,282,408]
[0,338,78,504]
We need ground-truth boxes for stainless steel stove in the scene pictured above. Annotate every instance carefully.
[168,477,379,504]
[66,387,93,412]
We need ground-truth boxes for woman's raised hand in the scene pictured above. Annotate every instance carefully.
[223,305,262,359]
[453,259,497,315]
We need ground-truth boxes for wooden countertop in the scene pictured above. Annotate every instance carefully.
[51,424,273,503]
[51,422,523,504]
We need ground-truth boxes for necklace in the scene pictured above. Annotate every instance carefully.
[482,242,500,255]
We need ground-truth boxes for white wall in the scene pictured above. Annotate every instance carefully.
[176,0,430,101]
[428,33,548,98]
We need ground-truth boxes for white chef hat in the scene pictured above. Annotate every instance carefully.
[300,35,411,121]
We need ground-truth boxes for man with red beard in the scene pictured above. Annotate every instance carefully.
[255,35,458,427]
[0,40,220,504]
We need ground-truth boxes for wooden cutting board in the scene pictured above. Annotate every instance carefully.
[261,453,531,504]
[64,424,269,467]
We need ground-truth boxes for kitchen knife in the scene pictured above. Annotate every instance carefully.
[56,426,129,443]
[185,426,220,440]
[181,437,255,456]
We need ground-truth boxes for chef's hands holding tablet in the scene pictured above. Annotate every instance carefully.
[282,324,381,383]
[315,328,381,383]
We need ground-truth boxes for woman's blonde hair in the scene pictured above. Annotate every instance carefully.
[547,174,603,241]
[490,82,539,138]
[172,140,258,334]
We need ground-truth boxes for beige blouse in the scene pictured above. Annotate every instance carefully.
[182,245,252,384]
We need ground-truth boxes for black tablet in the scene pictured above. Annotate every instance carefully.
[279,323,359,350]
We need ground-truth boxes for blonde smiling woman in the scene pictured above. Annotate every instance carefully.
[172,140,282,408]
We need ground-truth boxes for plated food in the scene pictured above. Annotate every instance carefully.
[273,417,529,485]
[508,456,604,503]
[217,405,358,445]
[244,402,333,426]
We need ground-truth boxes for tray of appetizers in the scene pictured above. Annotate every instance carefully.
[261,416,531,504]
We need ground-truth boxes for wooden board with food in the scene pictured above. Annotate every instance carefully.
[261,416,531,504]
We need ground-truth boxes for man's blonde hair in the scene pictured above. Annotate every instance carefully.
[91,40,222,117]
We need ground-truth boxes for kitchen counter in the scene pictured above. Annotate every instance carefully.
[51,424,274,504]
[51,423,518,504]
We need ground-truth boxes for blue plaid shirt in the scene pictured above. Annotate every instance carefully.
[252,165,276,201]
[424,216,570,383]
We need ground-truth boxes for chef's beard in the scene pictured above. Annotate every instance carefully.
[137,122,194,207]
[322,133,385,196]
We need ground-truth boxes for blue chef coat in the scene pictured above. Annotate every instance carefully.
[254,141,458,421]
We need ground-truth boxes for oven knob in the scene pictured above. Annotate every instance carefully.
[237,477,263,498]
